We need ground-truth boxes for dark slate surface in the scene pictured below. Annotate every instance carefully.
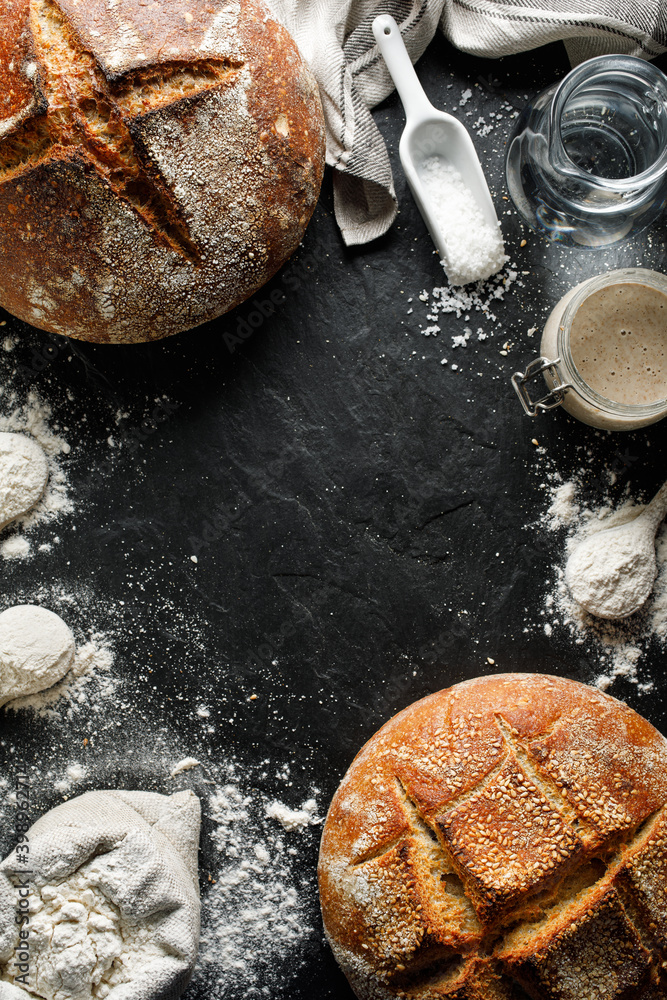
[1,34,667,1000]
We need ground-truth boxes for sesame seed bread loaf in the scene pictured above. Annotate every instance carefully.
[0,0,325,343]
[318,673,667,999]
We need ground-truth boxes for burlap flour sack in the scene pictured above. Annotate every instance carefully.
[0,789,200,1000]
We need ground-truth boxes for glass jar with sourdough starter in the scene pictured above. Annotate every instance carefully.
[512,268,667,430]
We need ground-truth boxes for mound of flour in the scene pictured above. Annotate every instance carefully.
[0,605,75,707]
[0,394,72,559]
[564,516,657,620]
[541,478,667,692]
[0,432,49,531]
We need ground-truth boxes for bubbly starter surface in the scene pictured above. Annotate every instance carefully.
[570,282,667,405]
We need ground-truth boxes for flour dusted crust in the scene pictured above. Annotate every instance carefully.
[318,673,667,999]
[0,0,325,343]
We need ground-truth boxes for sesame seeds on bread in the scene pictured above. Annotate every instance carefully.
[318,673,667,999]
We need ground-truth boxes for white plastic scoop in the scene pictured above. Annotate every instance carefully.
[372,14,504,285]
[565,479,667,619]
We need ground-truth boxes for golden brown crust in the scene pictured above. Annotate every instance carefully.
[0,0,44,139]
[0,0,325,342]
[499,884,653,999]
[319,674,667,1000]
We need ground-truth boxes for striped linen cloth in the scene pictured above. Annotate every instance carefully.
[268,0,667,245]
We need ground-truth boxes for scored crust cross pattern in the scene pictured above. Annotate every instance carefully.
[1,0,242,260]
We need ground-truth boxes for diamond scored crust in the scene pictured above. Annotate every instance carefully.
[318,673,667,1000]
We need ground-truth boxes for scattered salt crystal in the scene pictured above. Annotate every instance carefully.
[430,268,518,323]
[459,88,472,106]
[474,117,493,137]
[452,328,471,348]
[418,157,506,286]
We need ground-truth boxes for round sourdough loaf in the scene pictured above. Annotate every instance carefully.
[319,673,667,1000]
[0,0,325,343]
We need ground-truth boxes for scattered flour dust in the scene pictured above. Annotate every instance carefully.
[169,757,201,778]
[193,773,321,997]
[0,776,13,835]
[0,392,72,559]
[541,477,667,692]
[265,797,321,832]
[54,762,87,794]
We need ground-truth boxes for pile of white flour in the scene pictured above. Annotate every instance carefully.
[7,634,116,717]
[0,432,48,531]
[0,605,75,707]
[8,873,164,999]
[0,585,117,720]
[0,392,72,559]
[541,476,667,692]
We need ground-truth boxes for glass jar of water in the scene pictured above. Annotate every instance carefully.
[506,55,667,247]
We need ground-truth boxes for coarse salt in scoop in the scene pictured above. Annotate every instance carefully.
[373,15,506,285]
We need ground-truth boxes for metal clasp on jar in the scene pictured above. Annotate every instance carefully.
[511,357,572,416]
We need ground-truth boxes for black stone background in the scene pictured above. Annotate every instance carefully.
[1,33,667,999]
